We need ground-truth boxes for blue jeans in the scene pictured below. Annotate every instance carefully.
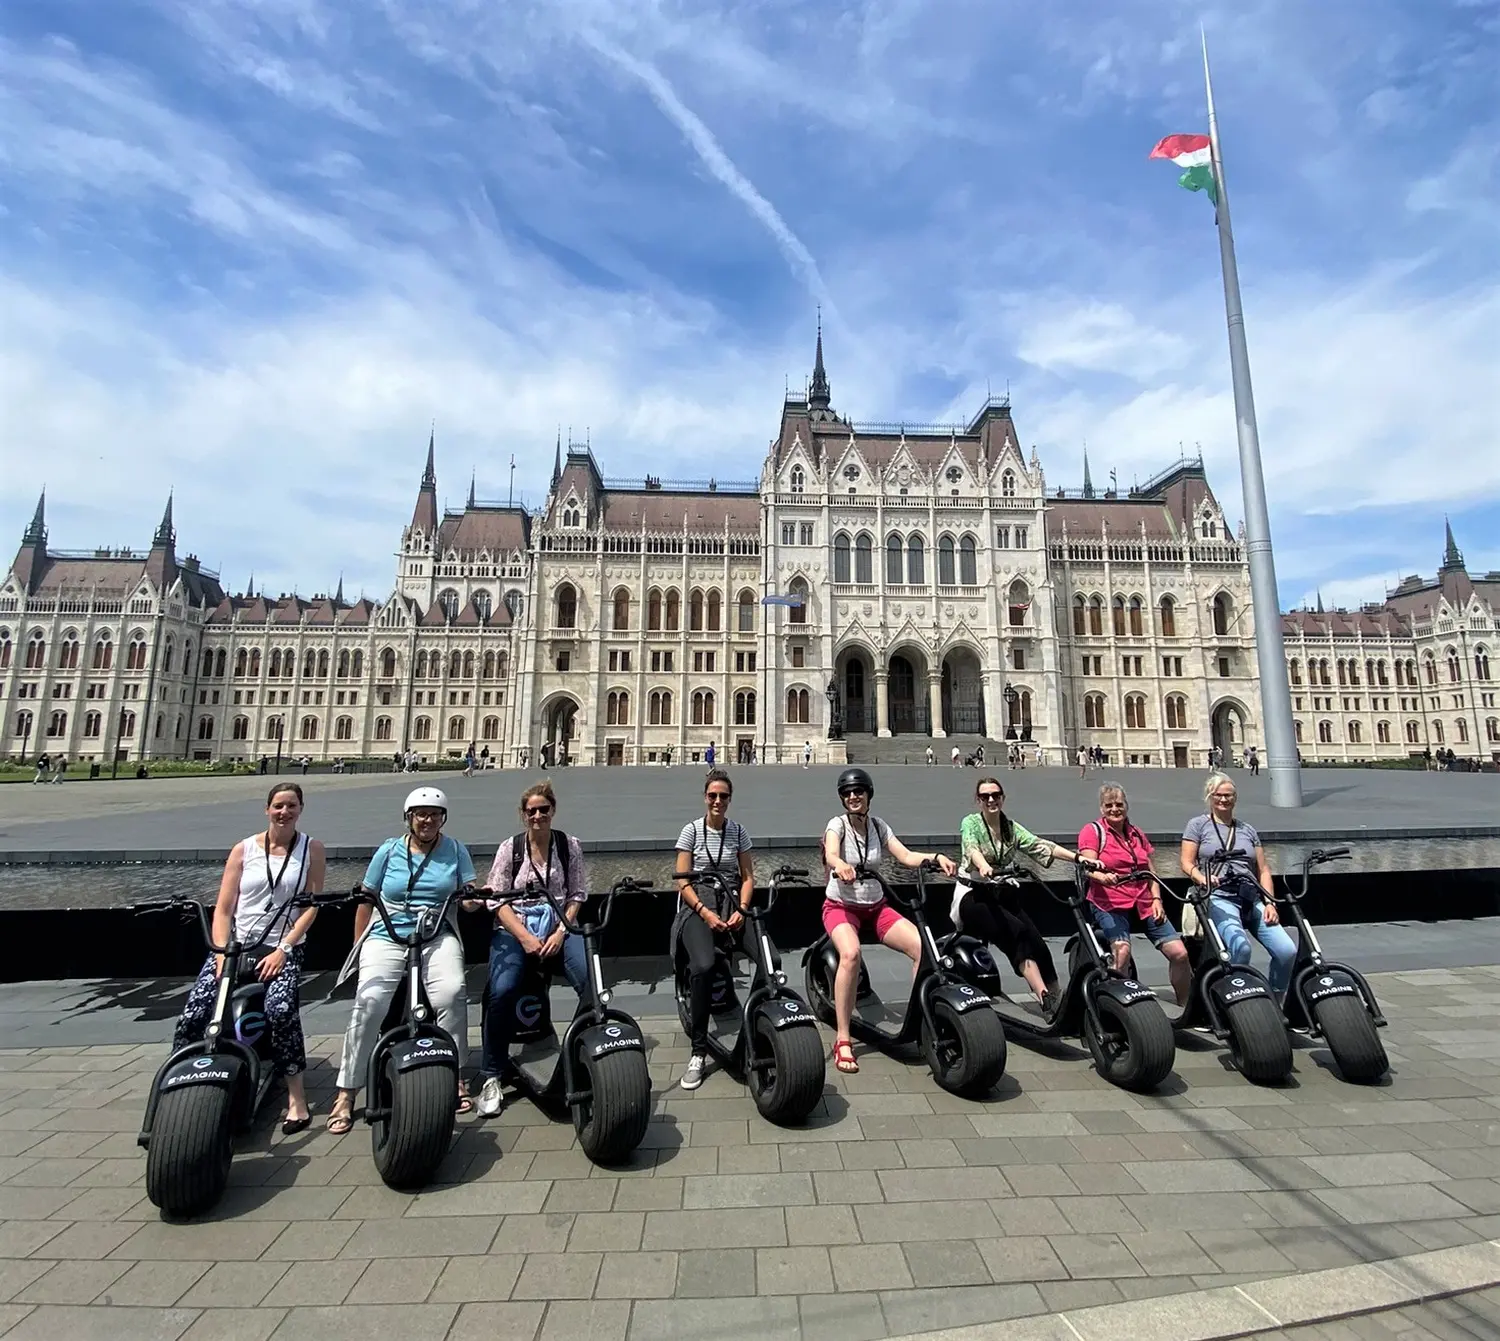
[479,927,588,1078]
[1208,891,1296,995]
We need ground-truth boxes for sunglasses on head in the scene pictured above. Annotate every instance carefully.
[524,804,553,817]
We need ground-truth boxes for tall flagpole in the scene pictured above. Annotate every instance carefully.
[1202,32,1303,807]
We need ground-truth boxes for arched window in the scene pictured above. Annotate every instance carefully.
[299,715,318,741]
[790,465,805,495]
[833,534,851,584]
[1348,720,1362,743]
[462,651,474,679]
[649,689,673,725]
[25,632,46,670]
[83,711,101,738]
[496,651,508,677]
[607,690,630,726]
[504,589,523,622]
[1376,660,1389,687]
[1447,648,1461,682]
[1294,719,1304,742]
[1433,719,1444,743]
[958,535,978,586]
[1073,595,1087,637]
[689,590,704,631]
[1376,720,1391,743]
[412,716,432,741]
[938,535,956,586]
[1318,720,1333,744]
[1365,658,1376,687]
[438,589,460,622]
[907,534,924,585]
[318,649,330,678]
[234,648,247,678]
[57,634,79,670]
[46,709,68,738]
[1124,694,1147,729]
[1423,654,1437,685]
[855,534,873,585]
[788,577,809,625]
[249,648,261,677]
[381,648,397,678]
[265,715,283,741]
[707,589,722,632]
[735,690,756,725]
[737,589,756,633]
[648,589,663,631]
[215,648,226,677]
[14,708,33,740]
[785,687,810,724]
[162,636,175,674]
[231,715,249,740]
[1008,689,1033,729]
[555,584,577,630]
[1288,658,1302,685]
[1001,469,1016,498]
[1112,596,1127,637]
[91,634,113,670]
[1128,597,1144,637]
[613,589,630,631]
[1008,579,1029,628]
[1456,717,1469,744]
[0,631,10,671]
[1159,596,1176,637]
[474,590,492,623]
[1405,720,1420,744]
[1486,717,1499,743]
[1476,648,1491,681]
[1088,597,1103,637]
[1084,694,1106,729]
[447,715,466,740]
[415,650,428,679]
[335,716,353,740]
[482,716,500,740]
[1337,659,1348,687]
[482,650,495,678]
[282,648,295,678]
[127,634,148,671]
[665,589,680,631]
[270,649,283,678]
[449,650,462,679]
[118,709,136,738]
[692,689,716,725]
[374,716,393,741]
[1212,593,1230,637]
[338,649,350,678]
[195,715,212,739]
[886,534,904,585]
[1164,695,1188,729]
[303,649,317,678]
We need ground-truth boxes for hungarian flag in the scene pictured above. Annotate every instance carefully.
[1150,133,1217,204]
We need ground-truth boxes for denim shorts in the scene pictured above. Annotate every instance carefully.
[1092,905,1182,947]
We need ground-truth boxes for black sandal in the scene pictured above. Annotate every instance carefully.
[281,1113,312,1135]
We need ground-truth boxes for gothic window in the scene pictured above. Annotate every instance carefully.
[282,647,295,678]
[789,466,804,495]
[83,711,101,738]
[1001,470,1016,497]
[1073,595,1087,636]
[938,535,956,586]
[299,715,318,740]
[1433,719,1444,743]
[1212,593,1230,637]
[504,589,523,621]
[415,650,428,679]
[649,690,673,725]
[1336,659,1347,687]
[788,577,809,625]
[1288,658,1301,685]
[959,535,978,585]
[1294,719,1304,742]
[833,534,851,584]
[58,634,79,670]
[648,589,663,631]
[462,650,474,678]
[785,687,810,724]
[412,716,432,741]
[612,588,630,631]
[381,648,397,678]
[691,689,716,725]
[1129,597,1144,637]
[735,690,756,725]
[1348,720,1362,743]
[1376,720,1391,743]
[447,714,466,740]
[264,715,283,741]
[665,589,681,631]
[1446,648,1461,682]
[1317,720,1333,743]
[607,691,630,726]
[1423,654,1437,685]
[163,636,175,674]
[1159,596,1176,637]
[270,649,283,678]
[1164,694,1188,729]
[1112,596,1126,637]
[46,709,67,737]
[0,631,10,671]
[1124,694,1147,729]
[1478,648,1492,681]
[1456,717,1469,744]
[497,651,508,677]
[1084,694,1106,729]
[304,649,317,678]
[449,650,462,678]
[14,708,33,740]
[689,590,704,631]
[474,589,492,622]
[482,651,495,678]
[707,589,722,632]
[886,534,903,585]
[1008,579,1029,627]
[119,709,136,738]
[907,534,924,585]
[438,589,460,622]
[854,534,873,585]
[1486,717,1499,743]
[482,715,500,740]
[197,715,214,739]
[845,465,861,482]
[94,634,117,672]
[555,584,577,630]
[249,648,261,677]
[338,650,350,678]
[1089,596,1103,636]
[335,716,353,740]
[374,716,393,741]
[26,632,46,669]
[737,589,755,632]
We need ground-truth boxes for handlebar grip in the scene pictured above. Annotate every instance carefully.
[778,867,810,879]
[1320,847,1351,861]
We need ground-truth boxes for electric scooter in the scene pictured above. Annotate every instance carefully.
[307,882,469,1190]
[671,865,826,1123]
[493,876,655,1162]
[1278,847,1389,1083]
[945,861,1175,1093]
[802,862,1007,1097]
[1117,857,1293,1085]
[135,895,294,1217]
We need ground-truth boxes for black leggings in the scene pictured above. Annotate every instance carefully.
[679,915,753,1052]
[957,889,1058,986]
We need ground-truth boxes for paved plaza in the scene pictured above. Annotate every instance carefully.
[2,764,1498,864]
[4,947,1500,1340]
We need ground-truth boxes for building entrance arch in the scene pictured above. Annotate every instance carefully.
[836,645,875,735]
[941,647,985,736]
[887,648,930,735]
[1211,699,1247,761]
[541,695,579,766]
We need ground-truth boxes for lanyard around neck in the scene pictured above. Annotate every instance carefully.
[264,830,299,893]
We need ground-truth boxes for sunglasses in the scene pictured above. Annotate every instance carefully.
[1211,793,1236,801]
[524,805,553,817]
[978,792,1004,803]
[706,792,731,803]
[839,788,869,799]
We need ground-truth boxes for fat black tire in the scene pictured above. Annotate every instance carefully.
[145,1082,234,1218]
[371,1059,455,1190]
[803,953,837,1030]
[1083,994,1175,1093]
[573,1047,652,1163]
[1224,995,1293,1084]
[1314,995,1388,1084]
[747,1013,826,1125]
[920,999,1007,1098]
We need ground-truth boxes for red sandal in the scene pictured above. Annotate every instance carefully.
[833,1039,859,1074]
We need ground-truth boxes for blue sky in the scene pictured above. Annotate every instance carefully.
[2,0,1496,608]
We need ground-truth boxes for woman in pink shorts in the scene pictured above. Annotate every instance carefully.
[822,768,957,1073]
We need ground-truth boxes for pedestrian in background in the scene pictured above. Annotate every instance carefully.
[32,753,50,784]
[51,754,67,784]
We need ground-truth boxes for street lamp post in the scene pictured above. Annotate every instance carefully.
[825,680,843,740]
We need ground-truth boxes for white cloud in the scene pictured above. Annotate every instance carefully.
[1294,575,1395,611]
[1016,302,1192,380]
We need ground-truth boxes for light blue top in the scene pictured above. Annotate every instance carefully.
[362,834,476,942]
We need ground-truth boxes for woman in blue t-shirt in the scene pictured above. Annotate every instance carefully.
[1179,771,1295,995]
[326,786,476,1134]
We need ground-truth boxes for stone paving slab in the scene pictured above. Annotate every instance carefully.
[3,965,1500,1338]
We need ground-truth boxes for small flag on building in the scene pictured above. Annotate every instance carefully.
[1149,133,1217,204]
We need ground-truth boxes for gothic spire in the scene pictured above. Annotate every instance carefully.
[552,430,563,489]
[22,489,46,545]
[335,573,345,605]
[808,312,831,412]
[467,469,476,510]
[422,426,437,490]
[410,431,438,534]
[1082,446,1095,500]
[1441,517,1464,572]
[153,491,176,549]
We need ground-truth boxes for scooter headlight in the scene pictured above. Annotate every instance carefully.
[774,971,787,986]
[941,956,954,970]
[599,989,612,1006]
[413,1005,429,1021]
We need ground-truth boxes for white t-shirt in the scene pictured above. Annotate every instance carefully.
[824,814,893,906]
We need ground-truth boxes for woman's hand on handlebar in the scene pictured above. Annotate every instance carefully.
[932,853,957,878]
[832,860,857,884]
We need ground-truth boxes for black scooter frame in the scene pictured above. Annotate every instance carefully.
[1277,848,1387,1035]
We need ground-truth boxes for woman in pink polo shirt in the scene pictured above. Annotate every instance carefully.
[1076,782,1191,1006]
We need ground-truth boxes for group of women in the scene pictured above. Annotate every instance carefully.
[176,765,1295,1126]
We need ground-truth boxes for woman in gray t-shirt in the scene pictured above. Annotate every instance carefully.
[1180,771,1295,994]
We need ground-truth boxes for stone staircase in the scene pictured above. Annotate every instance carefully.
[842,732,1010,766]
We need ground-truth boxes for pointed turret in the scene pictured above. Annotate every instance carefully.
[1440,517,1465,573]
[467,470,476,510]
[1316,590,1324,614]
[335,573,345,605]
[152,491,176,549]
[11,490,48,593]
[22,490,46,546]
[551,431,563,491]
[808,314,832,415]
[145,490,179,591]
[409,431,439,534]
[1081,447,1095,500]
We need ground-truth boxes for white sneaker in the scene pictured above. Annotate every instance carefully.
[477,1076,503,1118]
[680,1055,708,1090]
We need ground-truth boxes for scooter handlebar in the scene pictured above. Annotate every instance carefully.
[1312,847,1351,862]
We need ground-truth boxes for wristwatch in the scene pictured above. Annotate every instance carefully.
[277,940,295,955]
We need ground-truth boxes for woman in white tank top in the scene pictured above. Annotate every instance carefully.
[171,783,326,1132]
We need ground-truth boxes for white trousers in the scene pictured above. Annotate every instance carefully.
[337,932,468,1092]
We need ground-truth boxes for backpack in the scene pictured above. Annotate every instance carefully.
[509,830,572,890]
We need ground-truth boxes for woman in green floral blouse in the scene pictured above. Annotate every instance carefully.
[954,776,1088,1020]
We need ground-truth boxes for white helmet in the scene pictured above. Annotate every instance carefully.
[403,786,448,819]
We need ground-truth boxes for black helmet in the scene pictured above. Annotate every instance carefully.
[837,767,874,799]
